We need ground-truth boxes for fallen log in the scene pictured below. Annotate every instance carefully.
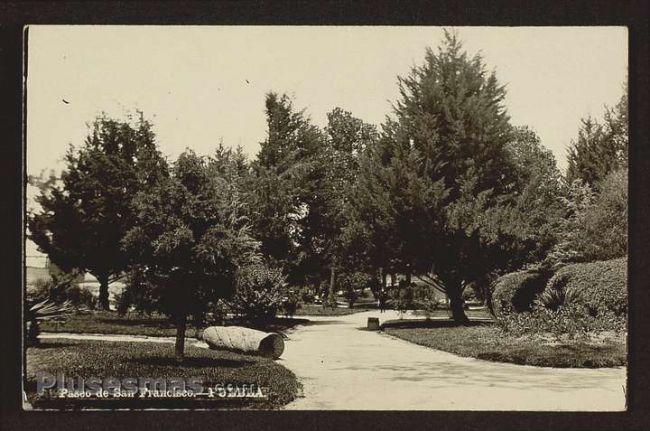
[201,326,285,359]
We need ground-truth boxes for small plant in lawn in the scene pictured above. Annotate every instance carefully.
[24,299,84,346]
[535,281,581,312]
[31,268,96,310]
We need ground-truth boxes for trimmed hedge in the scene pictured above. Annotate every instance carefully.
[546,257,627,317]
[492,269,550,317]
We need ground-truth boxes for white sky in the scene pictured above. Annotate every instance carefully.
[25,26,627,258]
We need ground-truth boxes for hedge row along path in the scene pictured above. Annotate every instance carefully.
[280,310,626,410]
[39,309,626,411]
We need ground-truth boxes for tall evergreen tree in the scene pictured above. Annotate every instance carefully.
[249,93,325,285]
[355,31,524,324]
[28,113,167,310]
[566,88,628,189]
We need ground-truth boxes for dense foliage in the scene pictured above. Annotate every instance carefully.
[347,31,545,324]
[30,268,96,310]
[121,150,260,361]
[491,269,550,317]
[545,258,627,318]
[495,258,627,337]
[28,30,628,349]
[228,263,287,324]
[566,90,628,189]
[27,114,167,309]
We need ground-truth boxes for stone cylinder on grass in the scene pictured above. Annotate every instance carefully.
[367,317,380,330]
[201,326,285,359]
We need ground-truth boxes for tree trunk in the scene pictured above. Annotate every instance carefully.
[328,266,337,308]
[448,285,470,325]
[175,314,187,363]
[381,268,387,289]
[97,273,110,311]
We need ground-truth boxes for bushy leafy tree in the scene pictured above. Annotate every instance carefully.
[503,126,565,264]
[28,113,167,309]
[121,150,259,362]
[554,87,628,264]
[301,108,378,300]
[550,169,627,264]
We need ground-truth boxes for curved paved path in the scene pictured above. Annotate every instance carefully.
[279,310,626,410]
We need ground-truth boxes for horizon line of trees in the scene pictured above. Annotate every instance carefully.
[27,30,628,360]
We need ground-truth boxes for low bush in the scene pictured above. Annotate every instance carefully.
[462,288,478,302]
[492,269,550,317]
[497,258,627,337]
[545,257,627,318]
[299,287,316,304]
[337,272,371,308]
[228,263,287,324]
[413,285,442,318]
[116,269,159,317]
[391,281,416,313]
[280,289,300,318]
[30,269,96,310]
[499,305,626,338]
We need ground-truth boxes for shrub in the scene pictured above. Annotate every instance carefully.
[228,263,287,324]
[392,281,416,314]
[299,287,316,304]
[535,282,581,311]
[24,299,81,346]
[204,299,228,326]
[498,258,627,336]
[342,287,358,308]
[338,272,370,308]
[281,289,300,318]
[492,269,551,317]
[414,285,441,318]
[117,268,160,317]
[499,305,626,338]
[368,277,382,300]
[545,257,627,318]
[549,170,627,265]
[30,269,96,310]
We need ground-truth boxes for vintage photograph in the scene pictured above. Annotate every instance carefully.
[24,25,628,410]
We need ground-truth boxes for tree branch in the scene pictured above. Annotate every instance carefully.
[415,274,447,294]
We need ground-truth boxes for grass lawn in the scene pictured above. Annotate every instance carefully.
[410,308,493,319]
[384,324,627,368]
[25,338,300,410]
[293,304,374,316]
[40,311,307,337]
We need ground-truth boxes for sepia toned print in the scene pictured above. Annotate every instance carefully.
[24,26,627,410]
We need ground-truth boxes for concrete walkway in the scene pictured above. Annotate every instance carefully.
[280,310,626,411]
